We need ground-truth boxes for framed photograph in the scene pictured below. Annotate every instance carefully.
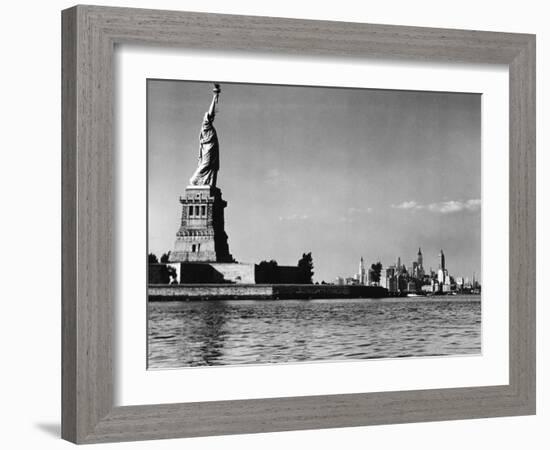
[62,5,536,444]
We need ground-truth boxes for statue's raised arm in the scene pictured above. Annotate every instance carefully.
[208,84,221,118]
[189,84,221,187]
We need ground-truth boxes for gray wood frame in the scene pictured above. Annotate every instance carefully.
[62,5,536,444]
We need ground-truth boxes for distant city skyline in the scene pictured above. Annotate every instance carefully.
[357,247,479,281]
[148,80,481,283]
[349,247,480,295]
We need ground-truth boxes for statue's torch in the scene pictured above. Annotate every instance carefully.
[212,83,221,114]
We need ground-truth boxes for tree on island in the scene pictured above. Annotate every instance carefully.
[148,253,159,264]
[160,252,171,263]
[256,259,280,283]
[370,261,382,283]
[297,252,314,284]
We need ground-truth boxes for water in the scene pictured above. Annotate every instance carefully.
[147,296,481,369]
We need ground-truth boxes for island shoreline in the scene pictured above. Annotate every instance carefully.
[148,283,389,301]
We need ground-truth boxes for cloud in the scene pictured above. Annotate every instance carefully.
[265,168,296,187]
[427,199,481,213]
[348,207,374,214]
[278,214,309,222]
[279,206,374,224]
[264,168,281,185]
[392,199,481,214]
[391,201,418,210]
[336,206,374,223]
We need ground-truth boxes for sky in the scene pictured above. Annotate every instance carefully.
[148,80,481,283]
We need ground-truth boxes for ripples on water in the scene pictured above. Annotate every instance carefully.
[147,296,481,369]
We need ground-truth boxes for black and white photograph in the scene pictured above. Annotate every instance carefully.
[147,79,482,369]
[1,0,543,447]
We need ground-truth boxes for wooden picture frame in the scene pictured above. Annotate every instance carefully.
[62,5,536,444]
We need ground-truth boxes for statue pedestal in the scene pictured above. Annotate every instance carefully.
[169,185,233,263]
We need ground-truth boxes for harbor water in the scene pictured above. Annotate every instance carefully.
[148,296,481,368]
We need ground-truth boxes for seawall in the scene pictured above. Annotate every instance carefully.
[148,284,388,301]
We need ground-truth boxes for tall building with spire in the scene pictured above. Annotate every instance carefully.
[438,249,445,271]
[358,257,366,285]
[414,247,424,278]
[436,249,451,291]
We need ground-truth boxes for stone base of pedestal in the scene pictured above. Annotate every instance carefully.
[177,262,256,284]
[169,185,233,263]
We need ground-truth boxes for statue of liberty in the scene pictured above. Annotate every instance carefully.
[189,84,221,187]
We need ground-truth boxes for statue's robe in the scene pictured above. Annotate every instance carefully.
[189,111,219,186]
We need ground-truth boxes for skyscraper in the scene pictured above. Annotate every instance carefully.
[415,247,424,278]
[358,257,365,285]
[439,249,445,271]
